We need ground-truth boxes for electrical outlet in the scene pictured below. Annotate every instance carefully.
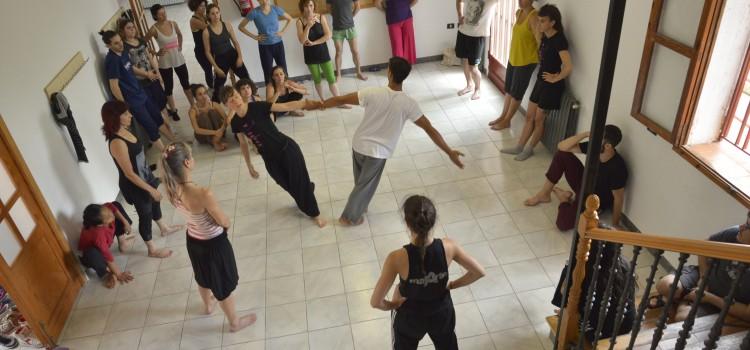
[447,23,455,29]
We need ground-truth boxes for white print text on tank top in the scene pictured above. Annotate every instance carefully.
[408,272,448,286]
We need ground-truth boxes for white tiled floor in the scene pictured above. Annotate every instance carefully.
[55,4,585,349]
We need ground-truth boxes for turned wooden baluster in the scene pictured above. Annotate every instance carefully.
[576,240,605,350]
[558,195,600,350]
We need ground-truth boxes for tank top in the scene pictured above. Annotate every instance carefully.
[300,17,331,65]
[175,202,224,240]
[398,239,452,314]
[108,135,158,203]
[509,9,539,67]
[155,21,187,69]
[209,22,233,56]
[192,15,206,53]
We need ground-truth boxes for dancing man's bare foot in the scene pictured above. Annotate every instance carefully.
[204,295,217,315]
[457,86,473,96]
[229,313,257,332]
[488,117,501,126]
[552,187,574,204]
[524,193,551,207]
[338,216,364,226]
[356,72,368,81]
[160,224,184,237]
[313,216,327,228]
[491,121,510,130]
[471,90,481,100]
[148,248,173,259]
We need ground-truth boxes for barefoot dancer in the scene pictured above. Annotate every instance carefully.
[78,202,136,289]
[455,0,499,100]
[161,142,256,332]
[188,84,229,152]
[488,0,539,130]
[327,0,368,80]
[101,101,181,258]
[524,126,627,231]
[322,57,465,226]
[221,86,327,227]
[500,4,572,161]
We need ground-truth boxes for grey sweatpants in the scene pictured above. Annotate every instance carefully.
[340,151,387,222]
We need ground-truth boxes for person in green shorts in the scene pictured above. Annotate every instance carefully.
[296,0,350,107]
[327,0,367,80]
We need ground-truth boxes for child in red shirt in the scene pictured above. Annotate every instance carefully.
[78,202,135,288]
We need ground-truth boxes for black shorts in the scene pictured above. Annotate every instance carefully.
[454,31,485,66]
[186,231,239,301]
[505,63,537,100]
[529,77,565,110]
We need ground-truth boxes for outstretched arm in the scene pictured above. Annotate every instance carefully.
[270,99,316,112]
[414,116,464,168]
[322,92,359,108]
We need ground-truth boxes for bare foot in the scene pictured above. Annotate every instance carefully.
[213,142,227,152]
[312,216,327,228]
[204,295,217,315]
[471,91,481,100]
[356,72,368,81]
[524,193,551,207]
[229,313,257,332]
[148,248,173,259]
[104,273,116,289]
[488,117,501,126]
[118,234,135,253]
[491,121,510,131]
[338,216,364,226]
[457,86,473,96]
[552,187,574,204]
[249,168,260,179]
[160,224,184,237]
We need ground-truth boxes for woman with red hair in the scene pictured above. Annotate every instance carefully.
[101,100,182,258]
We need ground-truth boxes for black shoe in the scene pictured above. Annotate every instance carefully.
[168,109,180,121]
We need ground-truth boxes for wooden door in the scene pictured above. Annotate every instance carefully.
[0,115,84,346]
[488,0,520,93]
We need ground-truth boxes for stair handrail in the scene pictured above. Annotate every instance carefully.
[557,194,750,349]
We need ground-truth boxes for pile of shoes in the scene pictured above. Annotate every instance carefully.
[0,287,42,349]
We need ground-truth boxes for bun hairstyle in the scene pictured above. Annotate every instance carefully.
[160,142,193,206]
[150,4,165,20]
[403,195,437,274]
[538,4,564,34]
[82,204,105,228]
[98,30,118,45]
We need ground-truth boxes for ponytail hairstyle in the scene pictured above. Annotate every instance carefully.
[403,195,437,275]
[160,142,193,206]
[82,204,105,229]
[538,4,564,34]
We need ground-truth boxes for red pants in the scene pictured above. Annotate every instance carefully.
[545,151,584,231]
[388,17,417,64]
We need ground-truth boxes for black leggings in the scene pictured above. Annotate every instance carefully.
[159,64,190,97]
[211,48,251,102]
[131,195,163,242]
[262,141,320,217]
[392,307,458,350]
[195,48,214,87]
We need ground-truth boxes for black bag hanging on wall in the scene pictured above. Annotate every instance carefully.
[50,92,88,163]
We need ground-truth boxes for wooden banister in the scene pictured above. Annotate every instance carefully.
[585,228,750,264]
[557,195,601,349]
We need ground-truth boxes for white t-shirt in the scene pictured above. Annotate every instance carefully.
[353,87,423,159]
[459,0,499,38]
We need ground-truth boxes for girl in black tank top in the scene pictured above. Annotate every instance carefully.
[371,195,486,350]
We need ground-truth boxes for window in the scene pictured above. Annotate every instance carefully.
[632,0,750,206]
[721,43,750,153]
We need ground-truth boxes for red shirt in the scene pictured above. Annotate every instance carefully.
[78,203,119,262]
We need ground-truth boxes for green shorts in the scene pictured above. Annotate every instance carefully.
[332,27,357,42]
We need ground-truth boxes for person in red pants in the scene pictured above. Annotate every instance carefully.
[523,125,627,230]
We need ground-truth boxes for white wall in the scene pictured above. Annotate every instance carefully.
[216,0,459,80]
[0,0,122,244]
[543,0,747,240]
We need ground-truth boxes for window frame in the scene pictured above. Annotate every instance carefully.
[720,42,750,151]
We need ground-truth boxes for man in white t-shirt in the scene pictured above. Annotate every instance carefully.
[322,57,465,225]
[455,0,499,100]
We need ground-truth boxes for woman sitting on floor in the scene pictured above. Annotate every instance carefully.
[78,201,136,289]
[188,84,228,151]
[265,65,307,118]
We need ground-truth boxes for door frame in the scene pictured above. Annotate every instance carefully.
[0,114,85,346]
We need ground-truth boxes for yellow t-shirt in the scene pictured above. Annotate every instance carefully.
[509,9,540,67]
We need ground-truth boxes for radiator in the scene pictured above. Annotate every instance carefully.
[542,89,580,152]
